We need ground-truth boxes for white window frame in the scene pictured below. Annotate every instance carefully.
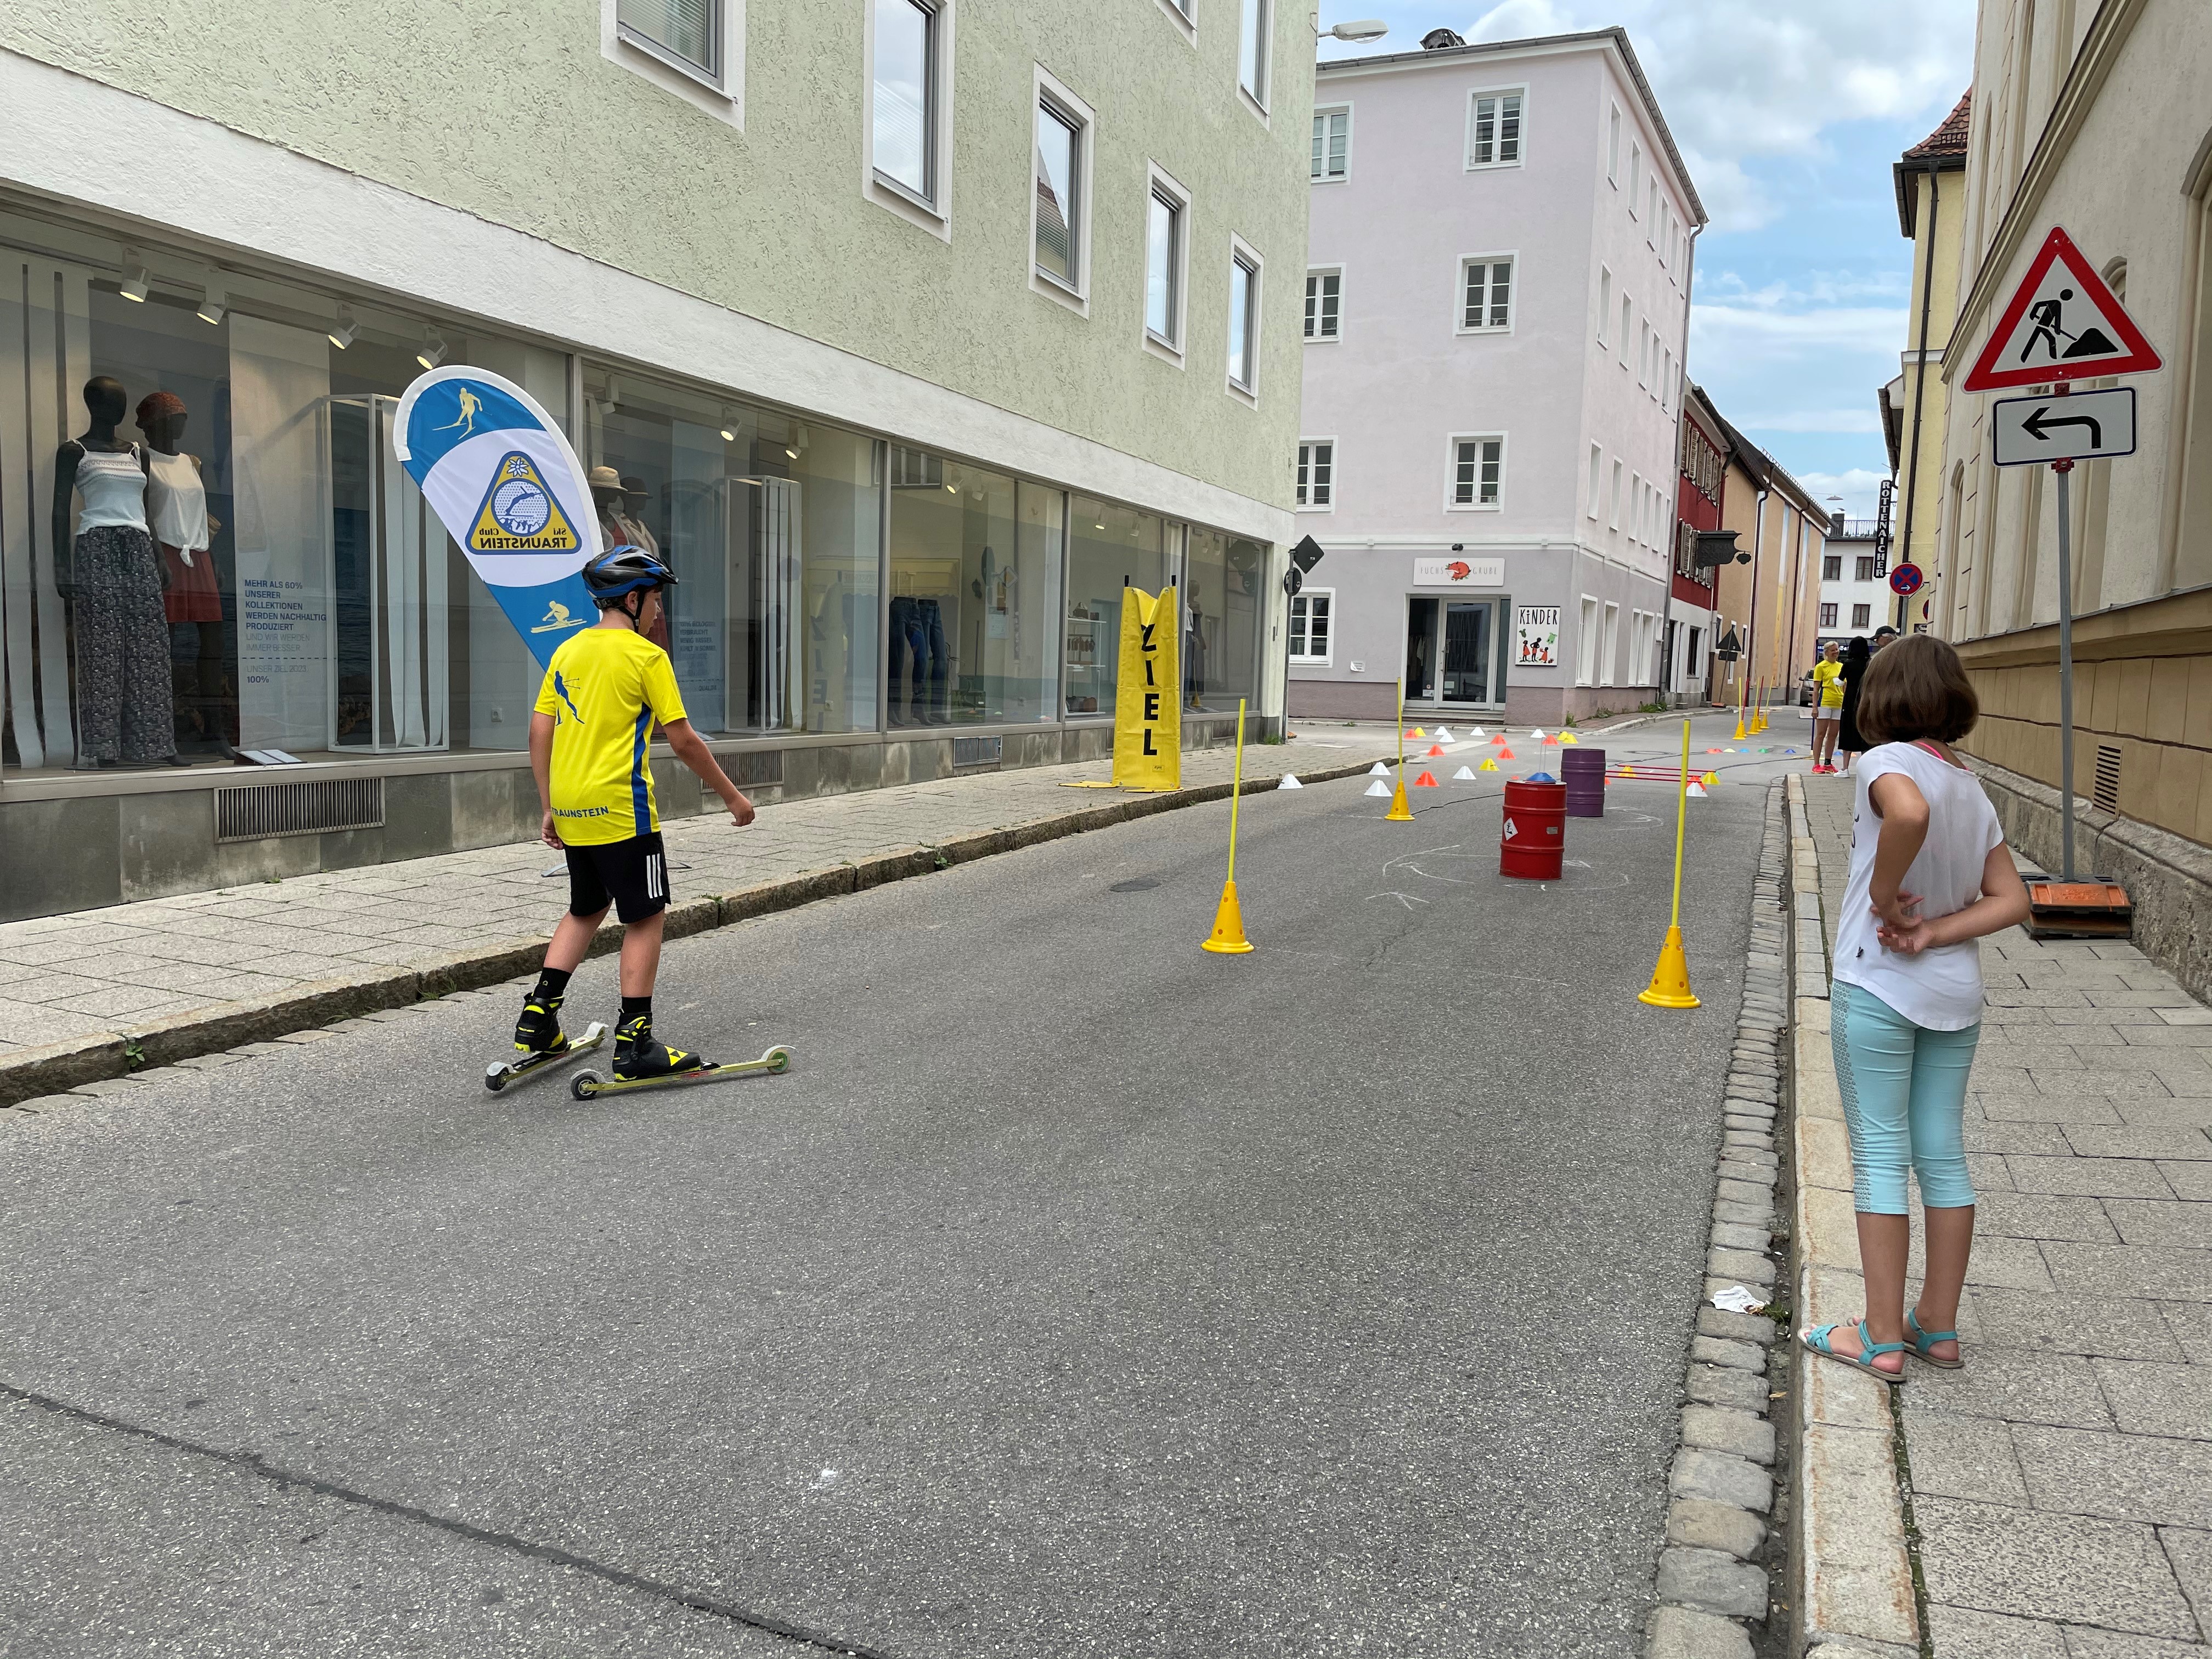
[1600,601,1620,686]
[1142,161,1191,364]
[1607,103,1621,184]
[1587,443,1603,519]
[1151,0,1197,47]
[1597,265,1611,346]
[604,0,746,125]
[1609,459,1623,528]
[1619,295,1632,366]
[1446,432,1505,512]
[1029,66,1095,313]
[1225,234,1264,403]
[1464,84,1528,171]
[862,0,953,239]
[1629,143,1642,216]
[1629,472,1643,545]
[1647,178,1660,244]
[1289,588,1335,664]
[1237,0,1271,119]
[1637,320,1650,388]
[1311,103,1352,183]
[1296,438,1336,512]
[1576,595,1600,686]
[1456,252,1516,335]
[1304,264,1342,342]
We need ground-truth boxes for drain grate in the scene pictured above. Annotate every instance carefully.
[2092,743,2122,814]
[215,777,385,842]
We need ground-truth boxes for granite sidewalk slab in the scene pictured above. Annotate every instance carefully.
[1795,769,2212,1657]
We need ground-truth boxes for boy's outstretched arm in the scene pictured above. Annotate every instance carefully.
[529,712,562,848]
[661,719,755,827]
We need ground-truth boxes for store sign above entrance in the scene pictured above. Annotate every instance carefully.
[393,367,601,670]
[1412,556,1504,588]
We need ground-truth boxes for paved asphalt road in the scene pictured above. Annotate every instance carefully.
[2,714,1807,1658]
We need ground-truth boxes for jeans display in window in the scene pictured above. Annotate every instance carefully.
[72,524,177,766]
[888,594,948,725]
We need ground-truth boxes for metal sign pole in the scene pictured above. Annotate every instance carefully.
[2054,455,2076,882]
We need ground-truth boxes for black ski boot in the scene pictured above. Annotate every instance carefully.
[613,1014,710,1080]
[513,990,571,1057]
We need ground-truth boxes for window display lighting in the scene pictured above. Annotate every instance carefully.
[119,259,150,302]
[328,306,358,349]
[415,328,447,369]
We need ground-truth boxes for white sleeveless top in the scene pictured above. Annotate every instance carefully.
[144,447,209,552]
[72,444,148,534]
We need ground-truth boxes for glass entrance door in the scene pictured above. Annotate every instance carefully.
[1408,597,1499,706]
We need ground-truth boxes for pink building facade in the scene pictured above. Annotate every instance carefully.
[1289,28,1703,723]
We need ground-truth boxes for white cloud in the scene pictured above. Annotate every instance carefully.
[1691,303,1908,361]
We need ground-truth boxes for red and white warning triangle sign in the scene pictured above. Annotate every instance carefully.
[1963,226,2162,391]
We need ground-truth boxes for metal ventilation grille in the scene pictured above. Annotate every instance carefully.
[2092,744,2123,814]
[952,736,1003,770]
[215,778,385,843]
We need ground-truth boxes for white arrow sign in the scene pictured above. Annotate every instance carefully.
[1992,387,2137,466]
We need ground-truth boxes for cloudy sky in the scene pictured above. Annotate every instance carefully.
[1318,0,1980,520]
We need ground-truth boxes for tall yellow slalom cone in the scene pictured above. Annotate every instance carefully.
[1638,924,1701,1008]
[1733,710,1748,741]
[1386,777,1415,820]
[1202,698,1257,955]
[1637,718,1701,1009]
[1203,877,1255,954]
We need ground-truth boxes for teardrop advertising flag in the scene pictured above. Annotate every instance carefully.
[392,367,599,669]
[1110,585,1181,791]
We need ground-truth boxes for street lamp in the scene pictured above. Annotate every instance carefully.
[1315,17,1388,42]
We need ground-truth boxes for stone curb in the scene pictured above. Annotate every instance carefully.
[1644,778,1790,1659]
[0,756,1389,1109]
[1784,772,1923,1657]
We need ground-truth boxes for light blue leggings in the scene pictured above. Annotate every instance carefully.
[1832,981,1981,1214]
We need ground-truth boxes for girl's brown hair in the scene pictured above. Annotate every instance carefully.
[1855,634,1978,745]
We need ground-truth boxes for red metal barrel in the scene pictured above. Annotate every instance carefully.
[1562,747,1606,819]
[1501,778,1567,880]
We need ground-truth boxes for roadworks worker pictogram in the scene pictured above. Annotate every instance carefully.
[470,452,583,555]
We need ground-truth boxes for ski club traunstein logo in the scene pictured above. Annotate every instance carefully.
[469,453,582,555]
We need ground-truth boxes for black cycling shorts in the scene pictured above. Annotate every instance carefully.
[565,832,670,924]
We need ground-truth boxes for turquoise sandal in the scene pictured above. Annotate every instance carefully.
[1907,1309,1963,1369]
[1801,1319,1908,1385]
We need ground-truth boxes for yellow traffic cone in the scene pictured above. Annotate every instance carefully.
[1386,777,1415,821]
[1201,878,1255,954]
[1732,712,1748,741]
[1637,924,1701,1008]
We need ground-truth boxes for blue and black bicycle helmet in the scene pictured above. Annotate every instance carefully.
[582,545,677,608]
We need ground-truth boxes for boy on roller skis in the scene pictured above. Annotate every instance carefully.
[513,546,753,1079]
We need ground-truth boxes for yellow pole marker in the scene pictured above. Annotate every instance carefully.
[1203,699,1256,953]
[1386,679,1414,821]
[1638,718,1701,1008]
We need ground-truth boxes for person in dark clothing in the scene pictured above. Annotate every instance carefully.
[1836,636,1873,769]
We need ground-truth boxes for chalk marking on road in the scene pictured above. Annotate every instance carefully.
[1364,891,1432,910]
[0,1379,896,1659]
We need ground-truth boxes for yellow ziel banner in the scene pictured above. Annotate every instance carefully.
[1110,585,1181,791]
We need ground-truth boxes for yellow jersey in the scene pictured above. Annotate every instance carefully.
[1812,659,1844,709]
[533,627,688,846]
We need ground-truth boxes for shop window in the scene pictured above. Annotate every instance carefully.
[886,450,1060,726]
[1064,499,1166,716]
[1289,589,1332,663]
[1183,524,1263,714]
[1466,89,1524,167]
[584,364,883,737]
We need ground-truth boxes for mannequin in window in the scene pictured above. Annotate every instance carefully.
[138,390,232,759]
[52,376,182,769]
[1184,592,1209,711]
[590,465,668,648]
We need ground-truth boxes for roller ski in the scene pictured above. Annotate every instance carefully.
[485,987,606,1092]
[568,1014,792,1101]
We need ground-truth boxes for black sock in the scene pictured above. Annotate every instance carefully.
[619,995,651,1031]
[531,967,572,1004]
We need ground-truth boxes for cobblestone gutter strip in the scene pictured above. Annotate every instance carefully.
[0,759,1382,1109]
[1646,780,1791,1659]
[1785,772,1923,1659]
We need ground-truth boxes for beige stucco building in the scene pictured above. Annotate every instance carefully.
[1930,0,2212,985]
[0,2,1312,919]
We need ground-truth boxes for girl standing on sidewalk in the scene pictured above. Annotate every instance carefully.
[1801,635,2032,1383]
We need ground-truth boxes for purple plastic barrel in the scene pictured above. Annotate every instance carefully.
[1562,747,1606,819]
